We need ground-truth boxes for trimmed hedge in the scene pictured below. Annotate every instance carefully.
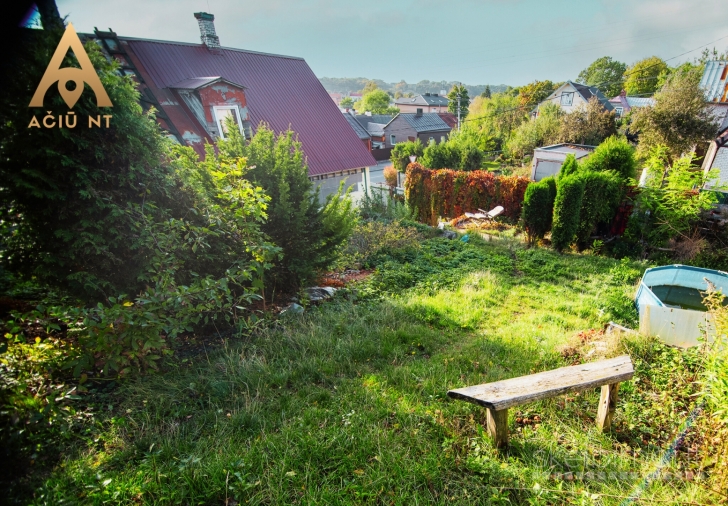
[580,136,636,181]
[521,176,557,244]
[575,170,623,249]
[559,153,579,178]
[404,163,530,225]
[551,174,586,251]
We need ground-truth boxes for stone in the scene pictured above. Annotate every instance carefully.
[442,230,457,240]
[280,303,304,316]
[305,286,337,302]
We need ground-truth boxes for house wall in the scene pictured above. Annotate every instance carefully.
[383,116,449,148]
[542,84,589,114]
[311,168,368,202]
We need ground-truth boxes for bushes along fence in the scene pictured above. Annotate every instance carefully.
[404,163,530,225]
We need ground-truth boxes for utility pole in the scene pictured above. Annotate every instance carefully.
[456,82,461,131]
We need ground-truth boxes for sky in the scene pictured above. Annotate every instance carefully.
[54,0,728,87]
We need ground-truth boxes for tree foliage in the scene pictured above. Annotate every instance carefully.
[339,96,354,109]
[516,80,556,108]
[390,140,425,172]
[550,174,586,251]
[559,153,580,179]
[354,89,398,114]
[557,97,617,146]
[447,84,470,119]
[575,170,623,248]
[467,93,526,148]
[631,68,718,160]
[220,124,357,290]
[521,177,557,244]
[505,102,562,159]
[577,56,627,98]
[624,56,668,96]
[580,135,637,181]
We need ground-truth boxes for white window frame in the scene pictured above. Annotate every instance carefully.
[560,92,574,106]
[615,107,623,118]
[213,105,244,139]
[390,134,396,145]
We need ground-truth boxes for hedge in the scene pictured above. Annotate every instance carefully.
[521,176,557,244]
[575,170,623,249]
[551,173,586,251]
[404,163,530,225]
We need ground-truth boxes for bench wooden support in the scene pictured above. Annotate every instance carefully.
[596,383,619,431]
[487,408,509,448]
[447,355,634,448]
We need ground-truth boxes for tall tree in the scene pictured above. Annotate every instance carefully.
[631,68,718,160]
[481,85,492,99]
[577,56,627,98]
[557,97,617,146]
[354,89,398,114]
[517,80,556,108]
[624,56,668,96]
[447,83,470,119]
[360,80,378,94]
[339,96,354,109]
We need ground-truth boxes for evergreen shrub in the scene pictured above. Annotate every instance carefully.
[551,174,586,251]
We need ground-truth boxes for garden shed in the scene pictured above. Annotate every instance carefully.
[635,265,728,347]
[530,144,594,181]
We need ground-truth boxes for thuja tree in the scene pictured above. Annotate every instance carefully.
[391,140,424,172]
[580,135,636,181]
[551,174,586,251]
[521,176,557,244]
[575,171,623,249]
[220,123,357,291]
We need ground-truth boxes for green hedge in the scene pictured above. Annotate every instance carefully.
[551,174,586,251]
[580,136,636,181]
[575,170,623,249]
[521,176,557,244]
[559,153,579,178]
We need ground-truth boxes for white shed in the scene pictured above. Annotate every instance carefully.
[531,144,595,181]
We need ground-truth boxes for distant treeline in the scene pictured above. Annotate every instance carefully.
[320,77,510,97]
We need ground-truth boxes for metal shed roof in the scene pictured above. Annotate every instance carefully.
[700,61,728,103]
[343,112,370,140]
[392,113,451,133]
[123,39,376,176]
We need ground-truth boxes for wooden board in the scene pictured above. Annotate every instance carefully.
[447,355,633,411]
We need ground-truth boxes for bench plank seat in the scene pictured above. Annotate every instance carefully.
[448,355,633,411]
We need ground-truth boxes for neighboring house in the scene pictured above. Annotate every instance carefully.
[328,92,343,106]
[608,90,655,118]
[535,81,614,116]
[395,93,449,113]
[84,12,376,201]
[700,61,728,189]
[383,111,452,148]
[353,114,395,149]
[343,112,372,151]
[349,92,363,103]
[437,112,458,130]
[531,144,595,181]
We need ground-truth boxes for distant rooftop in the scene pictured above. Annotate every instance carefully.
[394,93,449,107]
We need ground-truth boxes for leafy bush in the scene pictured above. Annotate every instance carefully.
[457,143,484,171]
[359,190,413,222]
[421,141,460,169]
[575,170,623,249]
[220,124,357,290]
[551,174,586,251]
[557,97,617,146]
[405,164,530,225]
[521,178,556,244]
[505,102,561,159]
[383,165,398,188]
[559,153,579,178]
[339,221,422,269]
[580,135,637,181]
[390,140,424,172]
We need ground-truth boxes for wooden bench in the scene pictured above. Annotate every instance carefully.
[447,355,634,448]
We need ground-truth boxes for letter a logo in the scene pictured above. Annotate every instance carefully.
[29,23,112,109]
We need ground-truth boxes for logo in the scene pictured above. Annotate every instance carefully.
[28,23,113,129]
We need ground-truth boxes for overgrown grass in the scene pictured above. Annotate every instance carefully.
[16,236,718,505]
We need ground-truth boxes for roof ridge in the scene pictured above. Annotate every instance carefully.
[116,35,305,60]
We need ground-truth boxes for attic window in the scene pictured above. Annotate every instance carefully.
[615,107,623,118]
[213,105,244,139]
[560,92,574,106]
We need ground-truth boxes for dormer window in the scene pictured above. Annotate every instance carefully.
[213,105,244,139]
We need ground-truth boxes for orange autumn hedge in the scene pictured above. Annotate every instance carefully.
[404,163,531,225]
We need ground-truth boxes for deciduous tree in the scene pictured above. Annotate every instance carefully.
[624,56,668,96]
[447,84,470,119]
[577,56,627,98]
[557,97,617,146]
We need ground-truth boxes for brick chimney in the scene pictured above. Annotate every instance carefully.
[194,12,220,49]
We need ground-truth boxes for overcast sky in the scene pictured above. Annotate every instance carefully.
[55,0,728,86]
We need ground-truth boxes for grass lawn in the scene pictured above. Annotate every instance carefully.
[25,235,711,505]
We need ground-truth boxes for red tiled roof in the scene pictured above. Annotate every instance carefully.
[124,39,376,176]
[437,112,458,129]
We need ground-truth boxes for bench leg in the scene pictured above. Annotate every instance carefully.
[487,408,509,448]
[596,383,619,431]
